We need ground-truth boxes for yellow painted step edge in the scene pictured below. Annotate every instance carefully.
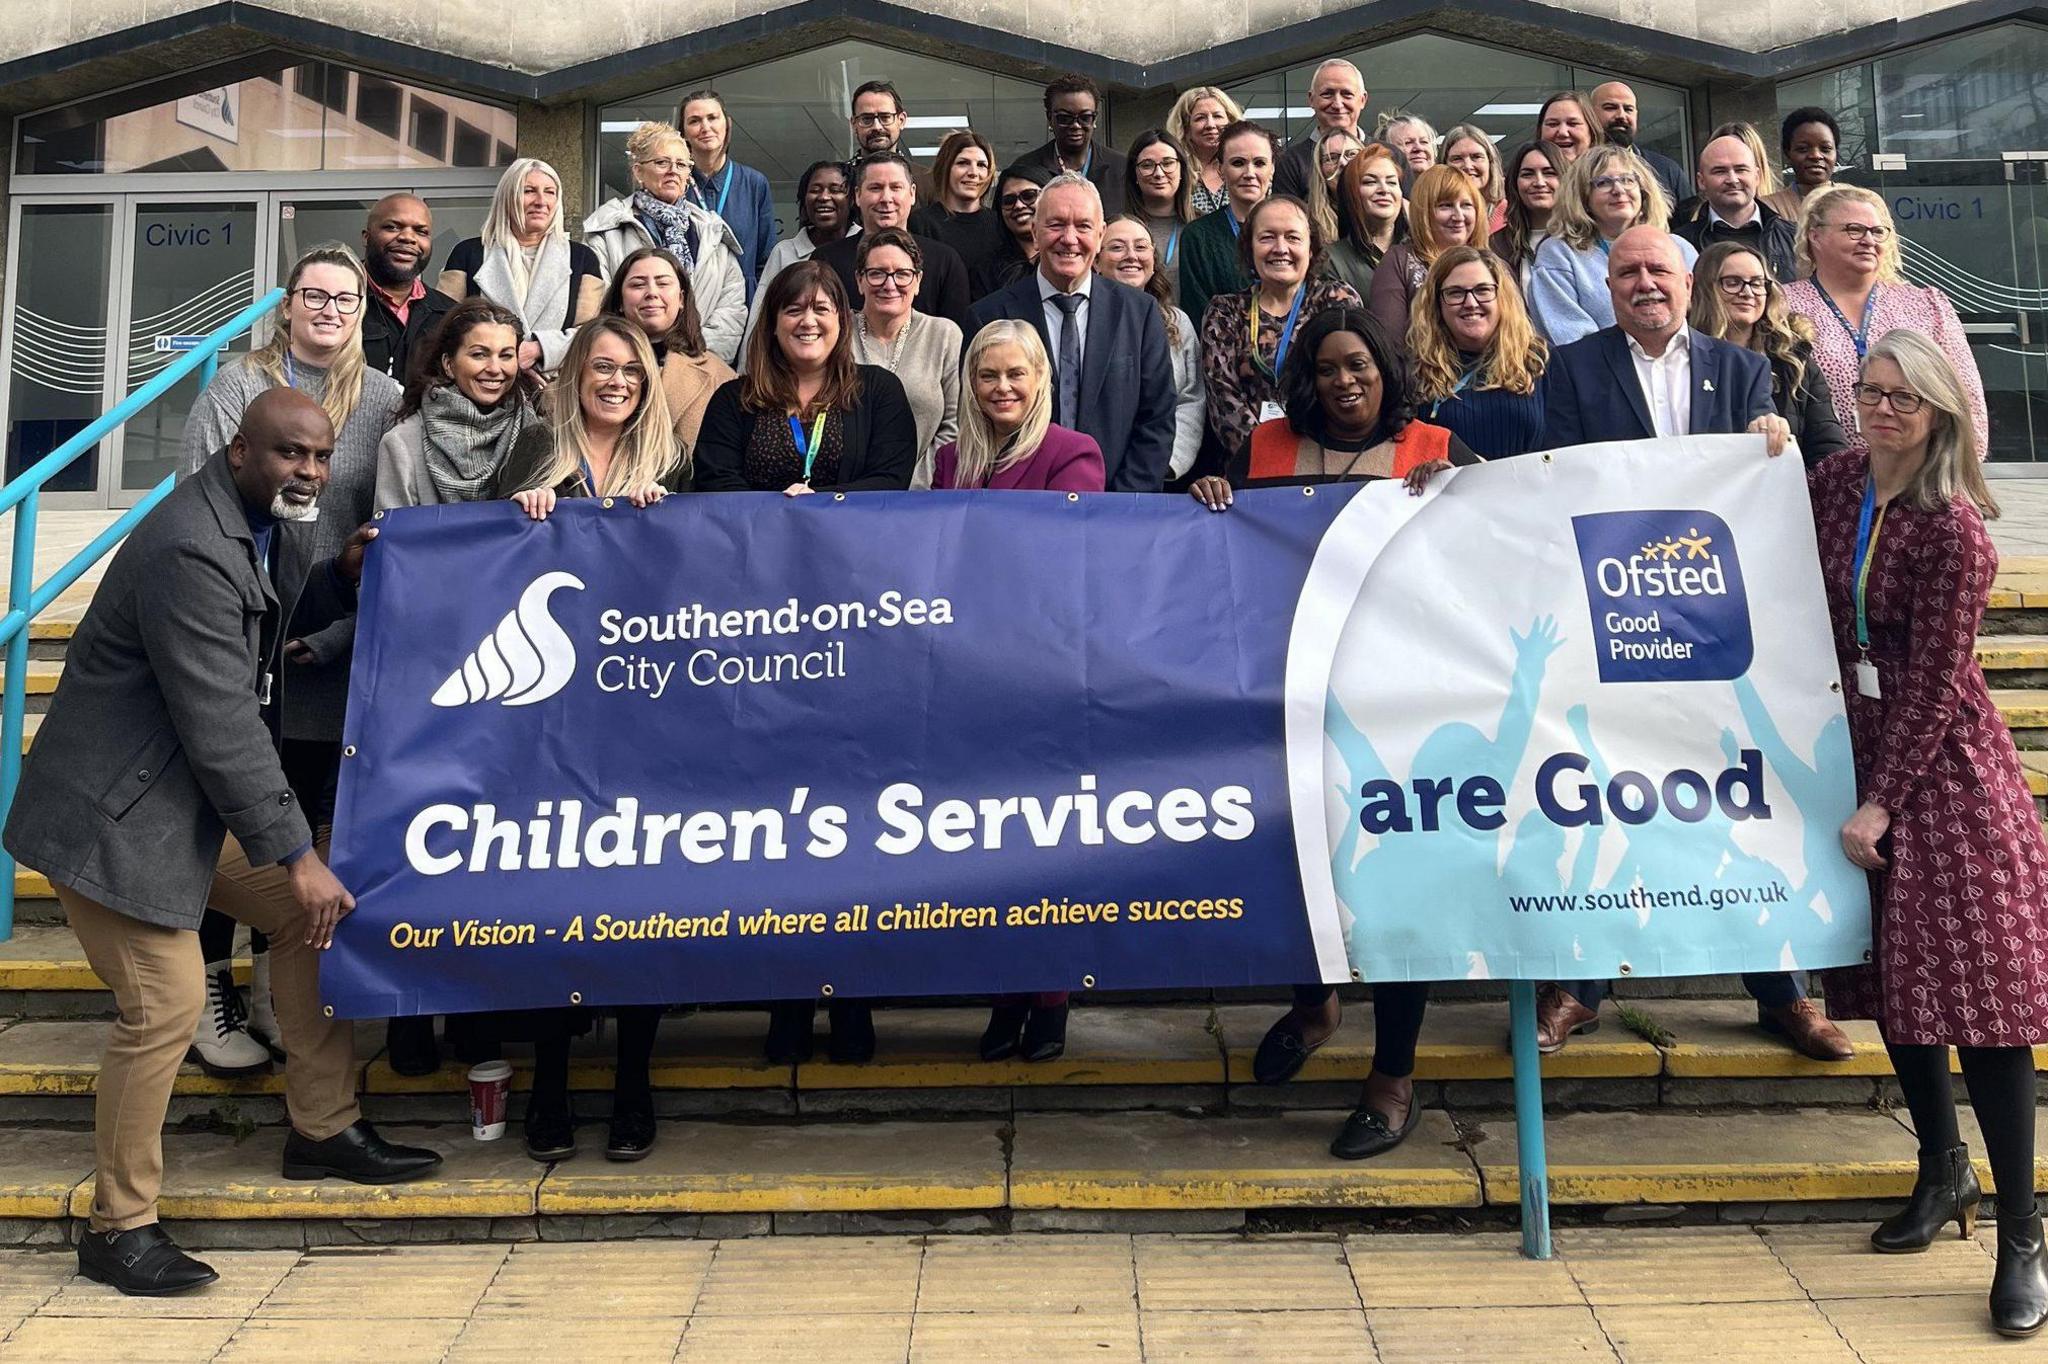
[68,1176,539,1221]
[536,1175,1006,1216]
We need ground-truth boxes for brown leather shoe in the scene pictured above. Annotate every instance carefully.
[1534,984,1599,1055]
[1759,999,1856,1062]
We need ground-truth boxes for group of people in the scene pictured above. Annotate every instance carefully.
[7,62,2043,1339]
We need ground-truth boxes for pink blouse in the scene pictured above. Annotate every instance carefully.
[1783,278,1990,458]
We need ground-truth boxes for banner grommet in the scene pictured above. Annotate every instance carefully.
[1302,487,1315,497]
[1066,492,1079,503]
[372,509,385,520]
[602,497,615,509]
[820,983,835,997]
[1617,962,1633,976]
[833,493,846,502]
[343,745,357,758]
[1081,974,1096,989]
[569,991,583,1004]
[323,1005,335,1017]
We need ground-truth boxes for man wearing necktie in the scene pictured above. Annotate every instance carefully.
[967,174,1176,490]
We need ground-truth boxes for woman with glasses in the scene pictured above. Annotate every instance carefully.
[1408,247,1548,458]
[1323,144,1409,301]
[1802,329,2047,1338]
[850,229,962,488]
[1098,215,1205,481]
[758,161,854,303]
[1784,184,1988,458]
[1494,141,1565,290]
[1688,242,1847,465]
[1439,124,1506,233]
[578,122,749,364]
[973,164,1053,301]
[909,131,1006,291]
[1167,86,1245,218]
[1123,130,1191,293]
[439,158,606,376]
[1017,75,1127,216]
[177,243,401,1078]
[1304,127,1362,247]
[1368,166,1490,344]
[1527,144,1695,345]
[600,246,736,457]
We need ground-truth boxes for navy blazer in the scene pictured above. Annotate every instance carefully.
[967,272,1177,492]
[1539,326,1775,450]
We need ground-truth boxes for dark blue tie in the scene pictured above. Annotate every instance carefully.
[1051,292,1083,428]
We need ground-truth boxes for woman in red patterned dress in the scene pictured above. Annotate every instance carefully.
[1809,329,2048,1337]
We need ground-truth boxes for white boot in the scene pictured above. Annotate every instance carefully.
[187,961,272,1076]
[246,948,284,1061]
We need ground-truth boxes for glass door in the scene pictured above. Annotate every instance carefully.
[272,191,491,291]
[112,196,263,502]
[1,201,117,494]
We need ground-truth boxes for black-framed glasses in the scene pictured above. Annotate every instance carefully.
[999,189,1041,209]
[859,267,919,288]
[851,111,901,128]
[1135,157,1180,177]
[1852,382,1924,415]
[1051,110,1098,127]
[1440,284,1498,306]
[1716,276,1770,297]
[292,287,362,315]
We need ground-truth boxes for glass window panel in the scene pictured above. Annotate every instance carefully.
[16,60,516,176]
[5,204,114,490]
[599,40,1052,246]
[1775,65,1876,175]
[1874,25,2048,160]
[274,194,490,285]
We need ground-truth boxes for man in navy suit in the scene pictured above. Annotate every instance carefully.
[1534,227,1848,1064]
[966,174,1176,492]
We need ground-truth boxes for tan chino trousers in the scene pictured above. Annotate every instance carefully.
[59,833,359,1231]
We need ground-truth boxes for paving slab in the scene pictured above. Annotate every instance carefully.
[2,1313,241,1361]
[364,1009,788,1094]
[689,1236,923,1316]
[1761,1221,1992,1299]
[1012,1110,1482,1210]
[676,1309,914,1360]
[469,1238,714,1316]
[536,1119,1004,1214]
[912,1308,1145,1361]
[1366,1303,1616,1362]
[1555,1226,1804,1305]
[1133,1235,1357,1311]
[1817,1292,2023,1361]
[251,1243,507,1318]
[68,1126,541,1221]
[797,1005,1225,1089]
[1593,1299,1859,1361]
[0,1246,74,1317]
[1469,1106,1922,1205]
[1347,1229,1586,1308]
[446,1315,689,1362]
[218,1315,469,1360]
[913,1233,1135,1313]
[30,1250,298,1319]
[1138,1307,1374,1359]
[0,1128,94,1218]
[1213,1002,1660,1084]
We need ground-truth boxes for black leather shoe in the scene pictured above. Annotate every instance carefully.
[1872,1143,1980,1253]
[524,1101,577,1163]
[281,1121,443,1183]
[605,1104,658,1162]
[77,1224,218,1296]
[1019,1004,1068,1063]
[1253,1015,1331,1086]
[385,1016,442,1078]
[980,1003,1030,1062]
[1330,1093,1421,1161]
[1993,1207,2048,1338]
[828,1001,876,1065]
[764,1001,815,1065]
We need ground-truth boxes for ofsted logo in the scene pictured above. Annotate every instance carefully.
[1571,510,1752,683]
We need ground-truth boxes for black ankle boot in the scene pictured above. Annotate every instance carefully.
[1872,1143,1980,1252]
[827,1001,876,1064]
[1992,1207,2048,1338]
[1019,1004,1068,1063]
[764,1001,816,1065]
[980,1003,1030,1061]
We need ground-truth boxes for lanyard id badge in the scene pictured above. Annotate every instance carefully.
[1851,477,1887,698]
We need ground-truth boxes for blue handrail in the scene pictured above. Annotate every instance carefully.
[0,287,285,941]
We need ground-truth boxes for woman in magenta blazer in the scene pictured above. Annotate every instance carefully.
[933,320,1105,494]
[935,320,1103,1060]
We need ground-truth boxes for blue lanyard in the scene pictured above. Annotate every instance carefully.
[1427,366,1479,419]
[578,457,596,495]
[1851,477,1887,653]
[1165,227,1180,265]
[1224,209,1242,240]
[788,411,828,482]
[282,352,296,389]
[693,163,735,215]
[1817,283,1879,359]
[1251,286,1307,378]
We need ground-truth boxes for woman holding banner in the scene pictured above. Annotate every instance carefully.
[1406,247,1546,459]
[1189,307,1474,1159]
[1808,330,2047,1337]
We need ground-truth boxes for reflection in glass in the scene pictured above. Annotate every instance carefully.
[274,197,491,285]
[5,205,113,489]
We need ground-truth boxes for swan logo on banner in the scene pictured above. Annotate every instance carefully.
[1572,509,1752,683]
[430,571,586,708]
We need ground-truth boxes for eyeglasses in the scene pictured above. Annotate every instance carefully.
[860,267,919,288]
[1591,173,1641,193]
[292,287,362,314]
[1135,158,1180,177]
[1051,110,1098,127]
[1320,147,1360,171]
[852,111,901,128]
[1828,222,1892,242]
[999,189,1041,209]
[588,359,647,385]
[1716,276,1770,297]
[636,157,684,174]
[1440,283,1498,306]
[1852,382,1924,415]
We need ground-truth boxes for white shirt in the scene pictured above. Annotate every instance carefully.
[1626,325,1693,439]
[1037,269,1094,374]
[1707,201,1761,230]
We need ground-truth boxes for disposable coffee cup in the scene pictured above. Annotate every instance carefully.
[468,1060,513,1140]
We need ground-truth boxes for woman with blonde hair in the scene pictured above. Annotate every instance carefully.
[176,242,402,1075]
[1303,126,1362,246]
[1688,241,1847,464]
[1167,85,1245,217]
[1439,124,1506,231]
[438,158,606,375]
[1801,328,2045,1338]
[499,315,682,513]
[1783,182,1988,457]
[1408,246,1547,457]
[1527,143,1695,344]
[939,322,1105,493]
[1368,165,1489,342]
[1378,110,1438,176]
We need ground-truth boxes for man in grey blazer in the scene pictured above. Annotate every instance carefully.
[4,390,439,1296]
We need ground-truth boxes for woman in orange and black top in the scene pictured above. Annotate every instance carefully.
[1189,304,1475,1162]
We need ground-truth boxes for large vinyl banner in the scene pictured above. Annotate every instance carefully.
[325,437,1870,1018]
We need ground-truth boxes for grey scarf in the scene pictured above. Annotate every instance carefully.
[632,190,698,273]
[419,384,533,503]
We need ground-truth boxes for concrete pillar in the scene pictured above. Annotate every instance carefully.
[518,101,594,225]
